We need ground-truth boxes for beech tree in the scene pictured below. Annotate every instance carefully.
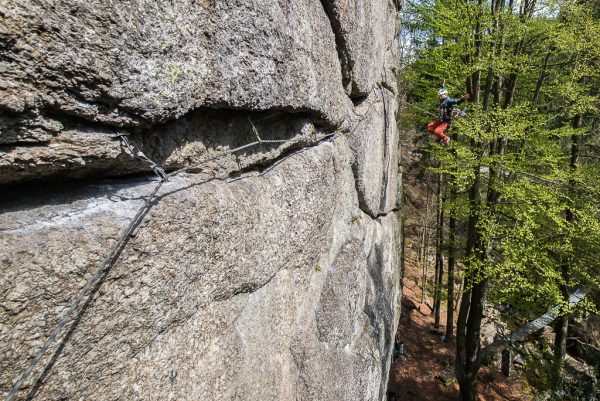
[400,0,600,399]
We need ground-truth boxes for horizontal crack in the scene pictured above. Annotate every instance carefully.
[358,205,400,220]
[0,106,326,187]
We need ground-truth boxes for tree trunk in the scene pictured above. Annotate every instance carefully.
[445,204,456,341]
[445,128,460,342]
[420,192,432,311]
[482,0,504,110]
[458,74,506,399]
[470,0,484,105]
[493,75,503,106]
[532,49,552,104]
[554,116,583,376]
[463,277,488,400]
[456,165,482,401]
[434,171,445,328]
[492,0,507,107]
[553,302,569,375]
[503,70,519,109]
[482,68,495,111]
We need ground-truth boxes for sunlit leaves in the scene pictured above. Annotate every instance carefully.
[399,0,600,322]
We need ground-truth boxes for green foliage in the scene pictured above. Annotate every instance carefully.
[402,0,600,299]
[400,0,600,395]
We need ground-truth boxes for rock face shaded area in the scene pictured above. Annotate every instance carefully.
[0,1,402,400]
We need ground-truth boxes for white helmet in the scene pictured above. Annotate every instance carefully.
[438,88,448,96]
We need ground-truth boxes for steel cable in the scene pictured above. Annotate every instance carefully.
[6,85,383,401]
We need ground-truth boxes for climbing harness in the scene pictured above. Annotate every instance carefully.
[438,89,468,122]
[450,108,466,119]
[112,132,168,181]
[6,84,384,401]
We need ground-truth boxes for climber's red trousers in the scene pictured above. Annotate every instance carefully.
[427,120,449,142]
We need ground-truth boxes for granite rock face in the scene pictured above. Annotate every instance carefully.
[0,1,402,400]
[349,89,400,217]
[0,109,320,185]
[321,0,400,97]
[0,0,402,186]
[1,140,401,401]
[1,0,351,126]
[1,0,357,184]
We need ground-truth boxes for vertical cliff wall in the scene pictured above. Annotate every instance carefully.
[0,1,403,400]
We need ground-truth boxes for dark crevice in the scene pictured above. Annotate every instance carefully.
[347,145,376,219]
[198,101,337,131]
[0,106,325,187]
[358,204,401,221]
[1,141,50,149]
[379,81,397,94]
[352,173,371,217]
[214,267,282,302]
[350,156,399,220]
[351,95,369,107]
[363,230,396,401]
[0,173,153,211]
[290,350,311,393]
[358,206,377,219]
[1,99,337,147]
[379,90,391,214]
[319,0,353,95]
[374,208,401,220]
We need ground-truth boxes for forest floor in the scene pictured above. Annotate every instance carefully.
[387,260,534,401]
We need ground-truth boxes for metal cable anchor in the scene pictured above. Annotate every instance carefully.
[112,131,168,181]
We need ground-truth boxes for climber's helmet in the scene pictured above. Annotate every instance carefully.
[438,88,448,99]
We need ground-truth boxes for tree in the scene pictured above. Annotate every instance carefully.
[399,0,600,399]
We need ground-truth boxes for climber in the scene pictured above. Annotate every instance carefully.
[427,89,470,146]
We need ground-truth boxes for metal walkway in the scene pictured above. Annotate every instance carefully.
[437,288,589,385]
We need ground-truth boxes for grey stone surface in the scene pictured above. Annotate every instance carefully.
[1,139,401,401]
[1,0,359,184]
[1,0,351,128]
[480,307,507,347]
[0,0,402,186]
[348,88,400,217]
[321,0,400,97]
[571,314,600,356]
[0,1,403,400]
[0,109,320,185]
